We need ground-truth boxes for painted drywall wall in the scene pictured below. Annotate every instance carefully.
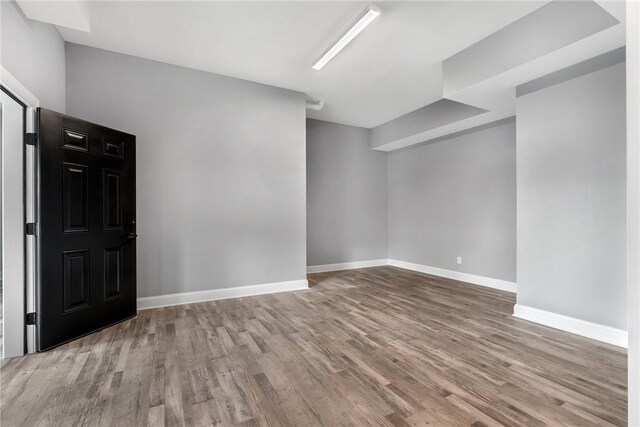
[627,3,640,423]
[1,1,66,111]
[65,43,307,298]
[517,62,626,329]
[388,119,516,282]
[306,119,387,266]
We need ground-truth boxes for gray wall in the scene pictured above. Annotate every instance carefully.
[517,62,626,329]
[65,43,307,298]
[306,119,387,266]
[388,120,517,282]
[1,1,66,111]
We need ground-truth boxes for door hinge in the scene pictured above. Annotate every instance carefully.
[26,222,37,236]
[26,133,37,146]
[26,312,37,325]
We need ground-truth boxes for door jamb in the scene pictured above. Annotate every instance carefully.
[1,67,39,355]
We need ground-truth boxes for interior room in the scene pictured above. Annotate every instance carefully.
[1,0,640,425]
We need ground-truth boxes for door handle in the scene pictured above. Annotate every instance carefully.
[127,233,138,239]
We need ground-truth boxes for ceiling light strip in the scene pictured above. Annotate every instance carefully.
[312,5,381,71]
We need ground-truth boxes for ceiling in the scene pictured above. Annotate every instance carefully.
[54,1,548,128]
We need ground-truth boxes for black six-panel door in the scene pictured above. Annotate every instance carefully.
[37,108,137,351]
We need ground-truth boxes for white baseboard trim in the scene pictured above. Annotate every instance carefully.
[307,259,389,274]
[388,259,517,293]
[137,279,309,310]
[513,304,628,348]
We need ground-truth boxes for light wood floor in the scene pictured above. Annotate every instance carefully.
[0,266,627,426]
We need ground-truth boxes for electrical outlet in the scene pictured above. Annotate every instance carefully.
[457,256,462,265]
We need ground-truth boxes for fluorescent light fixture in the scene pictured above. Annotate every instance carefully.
[312,5,381,71]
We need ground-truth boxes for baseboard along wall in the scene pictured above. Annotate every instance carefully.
[137,279,309,310]
[513,304,628,348]
[387,259,517,293]
[307,258,516,292]
[306,259,389,273]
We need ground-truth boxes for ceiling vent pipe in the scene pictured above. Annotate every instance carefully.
[306,100,325,111]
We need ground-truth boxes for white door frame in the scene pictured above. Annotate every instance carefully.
[627,2,640,425]
[1,67,39,356]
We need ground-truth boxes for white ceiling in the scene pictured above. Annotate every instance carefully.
[55,1,547,128]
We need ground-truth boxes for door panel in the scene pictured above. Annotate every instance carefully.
[62,128,88,151]
[37,108,136,351]
[102,169,122,230]
[62,249,90,312]
[103,246,123,300]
